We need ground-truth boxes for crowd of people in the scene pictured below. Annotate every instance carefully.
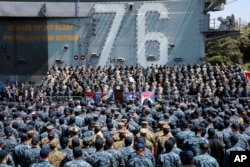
[0,63,250,167]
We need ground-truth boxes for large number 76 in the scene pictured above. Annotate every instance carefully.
[95,3,169,66]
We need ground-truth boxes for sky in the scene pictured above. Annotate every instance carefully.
[210,0,250,26]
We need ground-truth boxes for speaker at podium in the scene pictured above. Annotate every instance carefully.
[113,83,124,103]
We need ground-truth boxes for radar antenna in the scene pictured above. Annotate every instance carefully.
[40,3,47,17]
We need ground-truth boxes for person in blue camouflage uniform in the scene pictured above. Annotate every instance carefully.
[214,122,226,148]
[86,138,116,167]
[82,137,96,159]
[194,142,219,167]
[25,136,41,167]
[131,137,155,166]
[12,111,25,132]
[59,137,74,162]
[74,108,86,128]
[2,127,18,156]
[243,116,250,136]
[0,150,12,167]
[230,122,250,150]
[104,136,125,167]
[63,147,91,167]
[179,150,196,167]
[0,140,14,166]
[102,122,116,139]
[13,133,31,167]
[156,139,181,167]
[224,135,245,167]
[168,137,182,156]
[173,103,185,120]
[175,119,195,150]
[128,143,154,167]
[119,136,135,166]
[221,120,233,150]
[184,125,209,156]
[81,120,95,139]
[31,147,53,167]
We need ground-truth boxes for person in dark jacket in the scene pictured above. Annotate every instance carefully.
[207,128,224,167]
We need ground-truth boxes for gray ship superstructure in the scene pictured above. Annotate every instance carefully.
[0,0,241,82]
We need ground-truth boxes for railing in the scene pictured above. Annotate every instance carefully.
[43,96,83,102]
[1,92,250,104]
[155,94,250,103]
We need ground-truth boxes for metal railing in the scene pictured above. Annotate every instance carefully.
[43,96,83,102]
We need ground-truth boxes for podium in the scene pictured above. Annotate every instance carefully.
[113,83,124,103]
[114,92,123,103]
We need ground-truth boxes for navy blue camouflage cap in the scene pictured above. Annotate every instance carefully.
[83,137,92,145]
[105,136,114,146]
[49,119,56,125]
[20,133,29,141]
[230,134,239,143]
[40,147,50,157]
[95,138,104,148]
[0,113,5,120]
[180,119,189,127]
[124,136,133,146]
[181,150,194,160]
[135,143,145,150]
[49,111,56,117]
[13,112,21,117]
[136,137,146,144]
[0,150,8,159]
[208,128,216,137]
[231,122,240,129]
[73,146,82,157]
[164,139,174,150]
[3,121,10,127]
[48,132,55,140]
[24,115,32,121]
[244,116,250,124]
[64,108,70,114]
[72,137,80,147]
[27,121,35,127]
[4,126,13,134]
[31,136,40,145]
[59,117,65,124]
[60,137,69,144]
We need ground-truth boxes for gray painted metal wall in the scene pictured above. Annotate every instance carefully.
[0,0,208,83]
[87,0,206,66]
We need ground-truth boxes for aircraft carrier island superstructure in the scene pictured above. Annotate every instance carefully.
[0,0,241,83]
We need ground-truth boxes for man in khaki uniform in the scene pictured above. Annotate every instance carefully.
[41,125,55,145]
[154,121,167,140]
[137,121,155,145]
[41,131,58,148]
[68,126,83,148]
[113,122,133,142]
[154,124,173,157]
[136,128,154,150]
[113,130,126,149]
[49,139,66,167]
[91,124,104,144]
